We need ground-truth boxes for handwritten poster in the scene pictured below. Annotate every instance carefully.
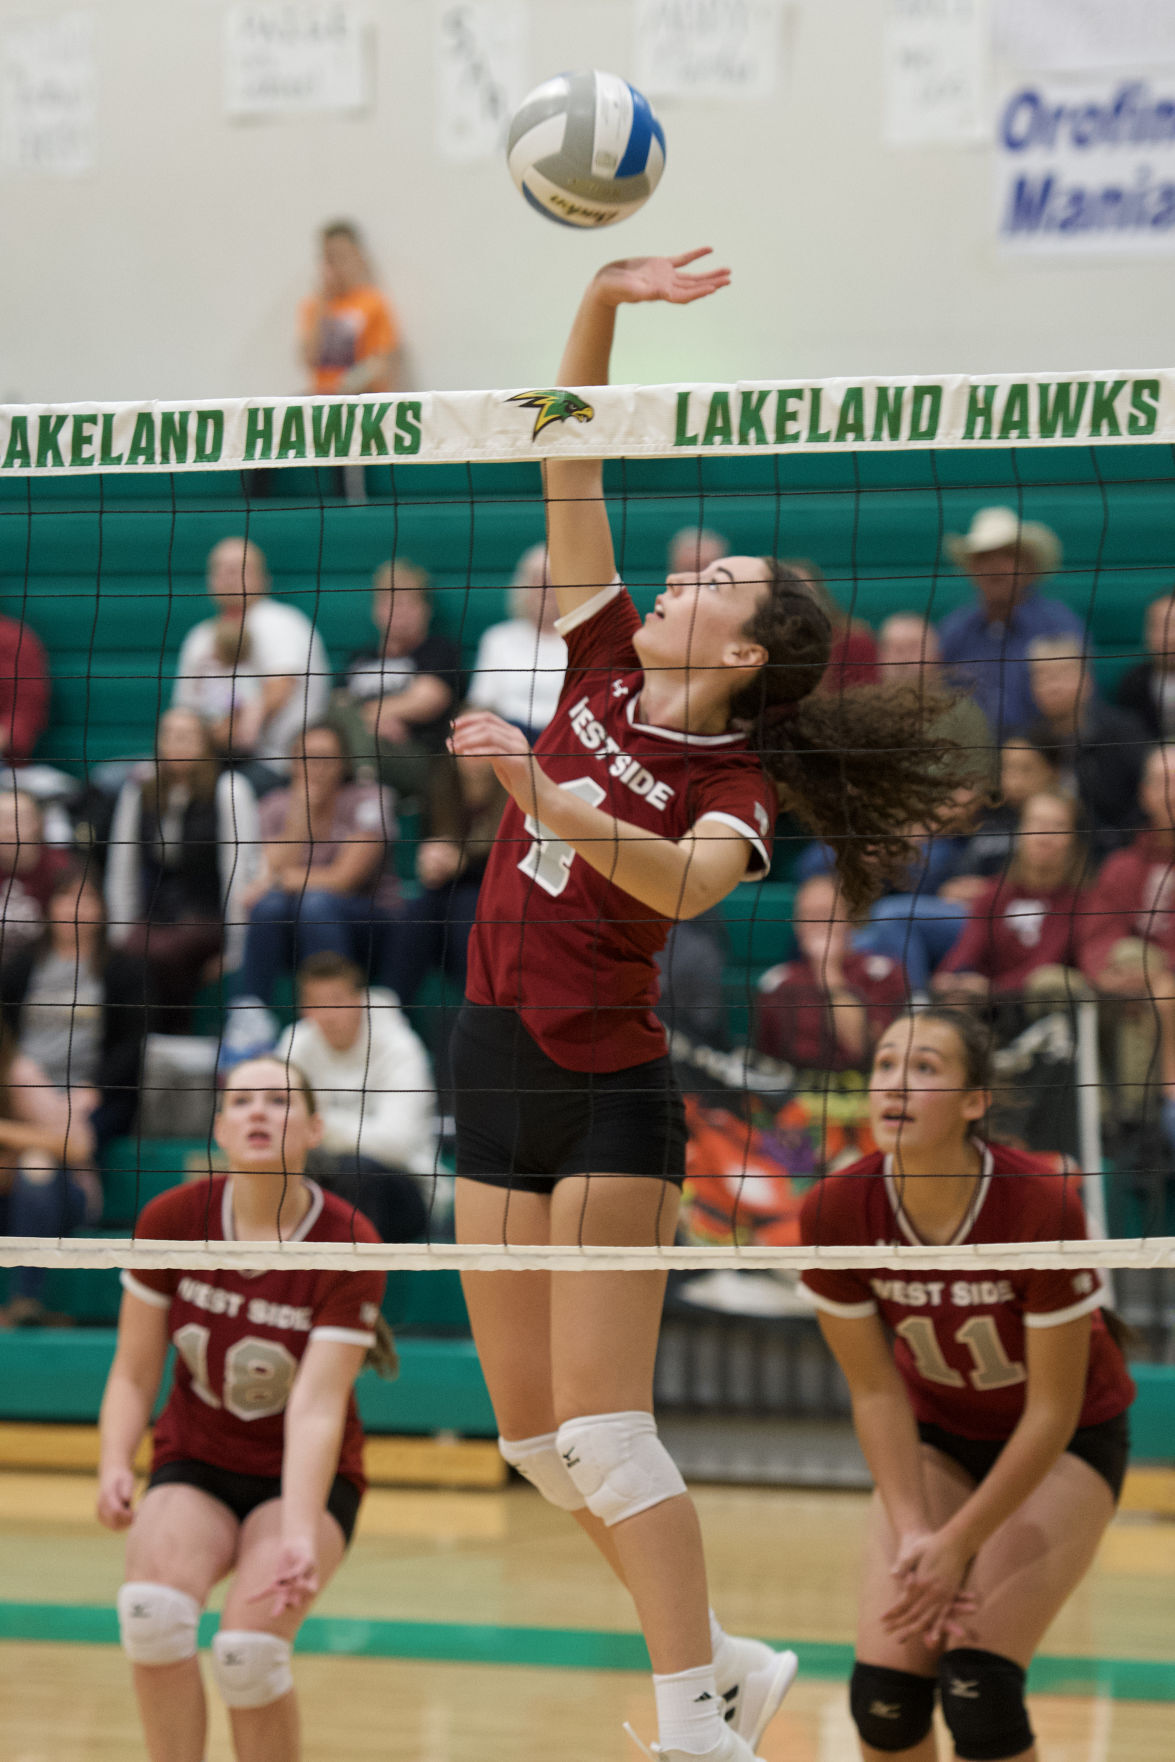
[435,1,528,163]
[223,2,372,118]
[883,0,988,147]
[0,11,95,176]
[992,0,1175,73]
[634,0,784,101]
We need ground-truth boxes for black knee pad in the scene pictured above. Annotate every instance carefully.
[849,1661,936,1752]
[938,1648,1034,1761]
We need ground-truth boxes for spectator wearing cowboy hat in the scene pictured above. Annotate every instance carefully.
[937,506,1086,738]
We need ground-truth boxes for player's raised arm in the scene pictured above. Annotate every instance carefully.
[545,250,731,619]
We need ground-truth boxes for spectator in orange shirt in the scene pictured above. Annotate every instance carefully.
[300,220,402,396]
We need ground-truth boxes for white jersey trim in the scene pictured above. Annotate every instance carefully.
[120,1269,171,1309]
[1023,1284,1106,1328]
[310,1325,377,1347]
[553,579,622,636]
[805,1289,878,1320]
[624,692,746,748]
[697,810,771,879]
[222,1177,324,1245]
[884,1146,993,1249]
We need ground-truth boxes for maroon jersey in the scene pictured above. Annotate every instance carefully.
[122,1178,386,1491]
[800,1143,1134,1439]
[465,582,776,1071]
[936,877,1088,992]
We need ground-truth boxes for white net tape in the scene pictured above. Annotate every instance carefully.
[4,1237,1173,1273]
[2,370,1173,476]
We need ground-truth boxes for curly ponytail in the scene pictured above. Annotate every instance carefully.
[730,560,976,914]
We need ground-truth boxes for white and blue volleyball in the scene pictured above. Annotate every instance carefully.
[507,70,666,229]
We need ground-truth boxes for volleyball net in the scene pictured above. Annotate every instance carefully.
[1,373,1175,1282]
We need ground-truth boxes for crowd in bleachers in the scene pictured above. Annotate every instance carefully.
[3,499,1175,1322]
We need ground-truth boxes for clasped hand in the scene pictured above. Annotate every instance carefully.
[882,1527,978,1647]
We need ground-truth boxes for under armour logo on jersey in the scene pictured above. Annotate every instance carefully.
[130,1603,150,1619]
[612,679,630,697]
[948,1677,980,1699]
[870,1700,902,1719]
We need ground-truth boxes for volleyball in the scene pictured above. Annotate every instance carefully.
[506,70,666,229]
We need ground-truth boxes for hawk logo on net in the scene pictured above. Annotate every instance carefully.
[507,389,595,439]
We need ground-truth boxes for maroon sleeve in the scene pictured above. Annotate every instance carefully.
[0,618,49,767]
[311,1206,386,1341]
[689,759,776,877]
[120,1184,199,1305]
[798,1181,877,1314]
[556,583,641,683]
[935,879,996,977]
[1017,1180,1106,1325]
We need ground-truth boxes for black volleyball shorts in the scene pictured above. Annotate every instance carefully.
[148,1458,362,1545]
[451,1004,688,1195]
[918,1410,1131,1503]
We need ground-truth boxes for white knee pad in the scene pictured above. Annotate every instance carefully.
[210,1630,294,1710]
[556,1411,686,1528]
[499,1431,587,1512]
[117,1581,200,1666]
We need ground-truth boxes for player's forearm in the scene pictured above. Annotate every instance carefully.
[532,777,742,919]
[282,1400,347,1539]
[939,1400,1077,1558]
[850,1389,931,1536]
[98,1370,155,1472]
[557,280,617,389]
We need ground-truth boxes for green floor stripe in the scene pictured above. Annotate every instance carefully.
[1,1604,1172,1702]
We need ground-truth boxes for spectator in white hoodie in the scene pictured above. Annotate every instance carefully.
[274,952,434,1242]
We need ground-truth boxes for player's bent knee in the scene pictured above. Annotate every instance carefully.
[849,1661,936,1752]
[555,1410,686,1528]
[117,1582,200,1666]
[499,1432,586,1511]
[210,1630,294,1710]
[938,1648,1033,1761]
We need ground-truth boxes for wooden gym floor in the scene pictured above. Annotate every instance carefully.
[1,1463,1173,1761]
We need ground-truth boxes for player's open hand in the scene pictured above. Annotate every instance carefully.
[592,249,731,308]
[250,1537,319,1617]
[450,712,543,818]
[882,1527,978,1647]
[96,1465,137,1530]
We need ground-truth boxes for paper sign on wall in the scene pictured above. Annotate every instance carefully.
[224,2,371,118]
[634,0,783,101]
[993,0,1175,74]
[883,0,988,147]
[435,0,528,163]
[996,73,1175,255]
[0,11,95,176]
